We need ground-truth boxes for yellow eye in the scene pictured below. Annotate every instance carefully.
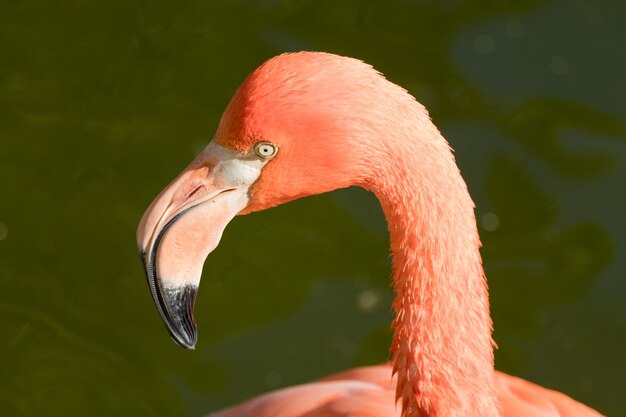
[254,142,278,158]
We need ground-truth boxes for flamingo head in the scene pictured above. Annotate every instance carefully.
[137,52,401,348]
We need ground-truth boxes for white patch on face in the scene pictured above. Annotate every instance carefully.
[204,141,269,187]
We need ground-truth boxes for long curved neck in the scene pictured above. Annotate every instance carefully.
[365,113,498,417]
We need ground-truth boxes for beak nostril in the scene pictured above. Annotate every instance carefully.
[183,185,208,205]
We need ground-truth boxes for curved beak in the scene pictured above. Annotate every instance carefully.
[137,142,261,349]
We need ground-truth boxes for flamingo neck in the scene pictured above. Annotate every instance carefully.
[365,119,498,417]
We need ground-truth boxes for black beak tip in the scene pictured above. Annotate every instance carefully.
[162,284,199,350]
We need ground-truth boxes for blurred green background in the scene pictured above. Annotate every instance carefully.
[1,0,625,416]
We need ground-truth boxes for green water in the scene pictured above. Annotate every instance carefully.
[1,0,625,416]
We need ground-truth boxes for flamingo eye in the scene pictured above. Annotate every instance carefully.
[254,142,278,159]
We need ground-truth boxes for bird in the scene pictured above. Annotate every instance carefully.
[136,52,604,417]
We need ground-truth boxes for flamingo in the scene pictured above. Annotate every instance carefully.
[136,52,604,417]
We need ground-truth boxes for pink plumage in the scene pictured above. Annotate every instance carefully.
[209,365,601,417]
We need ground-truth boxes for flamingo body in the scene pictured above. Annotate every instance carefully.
[209,365,601,417]
[137,52,605,417]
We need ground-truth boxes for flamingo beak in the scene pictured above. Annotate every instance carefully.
[137,142,263,349]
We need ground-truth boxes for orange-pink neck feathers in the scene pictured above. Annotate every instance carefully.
[371,127,497,416]
[218,53,497,416]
